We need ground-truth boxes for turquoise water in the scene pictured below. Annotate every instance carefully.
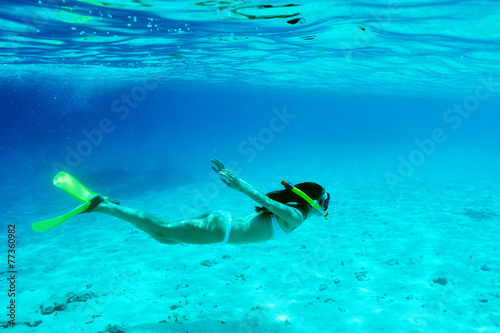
[1,0,499,332]
[2,0,500,95]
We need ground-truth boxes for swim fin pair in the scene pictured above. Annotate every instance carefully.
[32,172,114,233]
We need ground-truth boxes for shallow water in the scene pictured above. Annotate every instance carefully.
[1,1,499,332]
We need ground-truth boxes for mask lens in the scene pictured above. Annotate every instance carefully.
[321,193,330,211]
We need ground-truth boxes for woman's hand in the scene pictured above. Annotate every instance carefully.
[211,158,245,191]
[211,158,227,173]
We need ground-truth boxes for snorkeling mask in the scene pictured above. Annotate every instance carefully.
[281,180,330,220]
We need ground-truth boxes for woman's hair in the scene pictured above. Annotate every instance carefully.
[255,182,327,219]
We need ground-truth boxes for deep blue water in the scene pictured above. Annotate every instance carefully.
[2,80,499,184]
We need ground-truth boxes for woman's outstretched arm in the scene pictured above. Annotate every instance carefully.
[212,159,304,227]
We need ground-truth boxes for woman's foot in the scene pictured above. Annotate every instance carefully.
[80,195,104,213]
[80,195,120,213]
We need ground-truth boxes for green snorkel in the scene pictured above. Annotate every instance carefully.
[281,180,329,220]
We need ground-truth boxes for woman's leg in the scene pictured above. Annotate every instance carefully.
[93,201,226,244]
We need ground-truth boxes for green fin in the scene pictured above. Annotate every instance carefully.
[53,171,108,202]
[32,201,91,232]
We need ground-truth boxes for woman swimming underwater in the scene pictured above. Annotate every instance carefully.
[33,159,330,245]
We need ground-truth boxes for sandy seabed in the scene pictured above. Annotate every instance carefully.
[4,164,499,333]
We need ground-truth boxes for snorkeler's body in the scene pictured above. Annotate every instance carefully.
[33,159,330,245]
[92,162,310,244]
[93,201,293,244]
